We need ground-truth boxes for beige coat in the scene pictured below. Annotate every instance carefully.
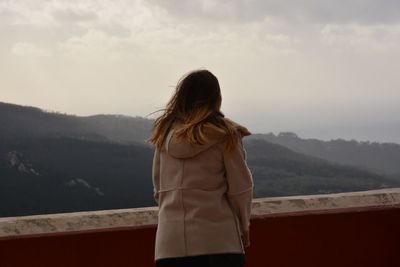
[152,118,254,261]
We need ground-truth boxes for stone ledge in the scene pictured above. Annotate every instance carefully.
[251,187,400,216]
[1,188,399,238]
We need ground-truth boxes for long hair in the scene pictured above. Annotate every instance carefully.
[146,69,240,152]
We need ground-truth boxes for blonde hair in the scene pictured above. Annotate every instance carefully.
[146,69,240,152]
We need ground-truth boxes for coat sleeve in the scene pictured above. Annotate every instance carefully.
[223,135,254,233]
[152,146,161,205]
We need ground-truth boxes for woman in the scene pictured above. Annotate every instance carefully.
[147,69,254,267]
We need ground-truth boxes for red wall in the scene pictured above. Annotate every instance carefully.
[1,205,399,267]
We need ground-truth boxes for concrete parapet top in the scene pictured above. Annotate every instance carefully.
[1,188,399,238]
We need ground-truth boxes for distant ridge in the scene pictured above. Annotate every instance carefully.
[1,100,399,217]
[243,138,399,196]
[248,132,400,177]
[0,101,154,144]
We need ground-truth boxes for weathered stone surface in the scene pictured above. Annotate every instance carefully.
[251,188,400,216]
[1,188,399,238]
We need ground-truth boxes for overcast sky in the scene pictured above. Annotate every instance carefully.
[1,0,400,143]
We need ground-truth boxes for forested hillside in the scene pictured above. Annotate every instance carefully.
[1,101,399,217]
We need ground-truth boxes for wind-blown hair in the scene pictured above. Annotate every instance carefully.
[146,69,240,152]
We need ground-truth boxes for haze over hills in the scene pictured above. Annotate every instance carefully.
[2,101,400,176]
[1,101,399,217]
[244,139,397,197]
[248,132,400,178]
[0,101,153,144]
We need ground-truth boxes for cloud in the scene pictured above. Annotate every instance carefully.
[56,20,300,63]
[51,7,97,23]
[320,23,400,52]
[57,29,145,61]
[11,42,52,57]
[0,0,55,26]
[2,0,398,59]
[147,0,400,24]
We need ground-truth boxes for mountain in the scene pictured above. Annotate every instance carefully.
[243,138,399,197]
[0,101,399,217]
[0,101,153,144]
[0,136,155,217]
[248,132,400,178]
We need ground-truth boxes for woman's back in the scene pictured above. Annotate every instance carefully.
[148,69,253,266]
[152,118,254,262]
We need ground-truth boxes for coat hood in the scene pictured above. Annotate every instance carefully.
[166,119,251,159]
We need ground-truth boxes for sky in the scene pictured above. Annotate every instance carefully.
[1,0,400,143]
